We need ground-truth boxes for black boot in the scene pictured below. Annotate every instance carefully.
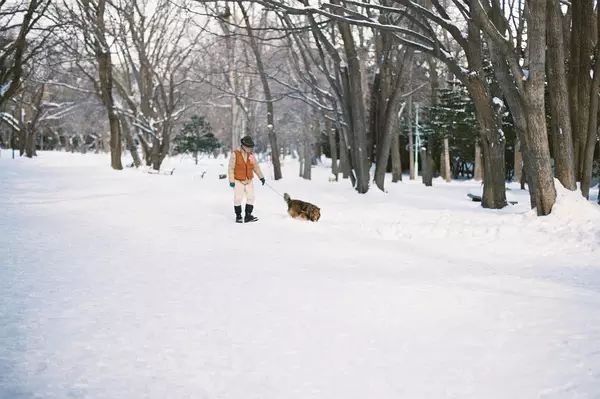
[244,204,258,223]
[234,205,243,223]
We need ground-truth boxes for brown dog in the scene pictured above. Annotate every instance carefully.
[283,193,321,221]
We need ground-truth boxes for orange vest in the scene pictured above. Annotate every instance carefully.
[234,150,254,181]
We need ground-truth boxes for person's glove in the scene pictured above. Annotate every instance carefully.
[260,178,265,186]
[229,182,235,188]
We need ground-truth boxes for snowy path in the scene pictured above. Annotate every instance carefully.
[1,151,600,398]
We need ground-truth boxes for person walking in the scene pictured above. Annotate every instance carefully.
[228,135,265,223]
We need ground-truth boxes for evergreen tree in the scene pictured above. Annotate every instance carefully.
[422,82,478,178]
[422,80,516,179]
[173,116,221,164]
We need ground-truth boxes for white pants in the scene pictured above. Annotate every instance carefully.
[234,180,255,206]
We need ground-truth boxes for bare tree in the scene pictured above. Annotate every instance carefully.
[546,0,576,190]
[0,0,52,109]
[473,0,556,215]
[110,0,196,170]
[569,0,597,196]
[237,2,282,179]
[60,0,123,169]
[370,4,414,190]
[580,5,600,199]
[267,0,509,205]
[95,0,122,169]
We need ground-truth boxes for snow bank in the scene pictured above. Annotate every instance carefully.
[544,179,600,224]
[523,180,600,257]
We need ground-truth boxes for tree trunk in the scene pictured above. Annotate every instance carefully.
[440,151,445,180]
[25,125,36,158]
[338,124,356,185]
[266,123,281,179]
[408,96,416,180]
[441,137,452,182]
[581,8,600,199]
[238,3,282,180]
[151,136,161,171]
[524,0,556,215]
[581,111,599,198]
[514,138,523,183]
[158,123,171,167]
[483,12,552,212]
[95,0,122,170]
[367,71,381,165]
[567,0,594,181]
[391,132,402,182]
[375,98,407,190]
[303,140,312,180]
[422,149,433,186]
[119,116,141,167]
[425,55,440,186]
[298,143,304,177]
[481,137,506,206]
[231,81,240,150]
[138,133,152,166]
[464,8,508,208]
[569,0,582,178]
[0,1,38,110]
[576,1,594,181]
[336,14,370,193]
[339,129,350,179]
[219,12,240,150]
[327,121,339,180]
[546,0,577,190]
[18,127,25,156]
[9,128,15,158]
[520,164,527,190]
[468,80,506,207]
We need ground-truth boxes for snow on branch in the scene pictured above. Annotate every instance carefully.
[0,81,12,97]
[0,112,21,132]
[40,102,82,121]
[38,80,97,95]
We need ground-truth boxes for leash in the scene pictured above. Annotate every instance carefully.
[264,181,284,198]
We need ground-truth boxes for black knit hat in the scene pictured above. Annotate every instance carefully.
[240,135,255,148]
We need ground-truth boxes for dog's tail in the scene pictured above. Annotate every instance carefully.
[283,193,291,204]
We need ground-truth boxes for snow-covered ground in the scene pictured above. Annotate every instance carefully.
[1,150,599,399]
